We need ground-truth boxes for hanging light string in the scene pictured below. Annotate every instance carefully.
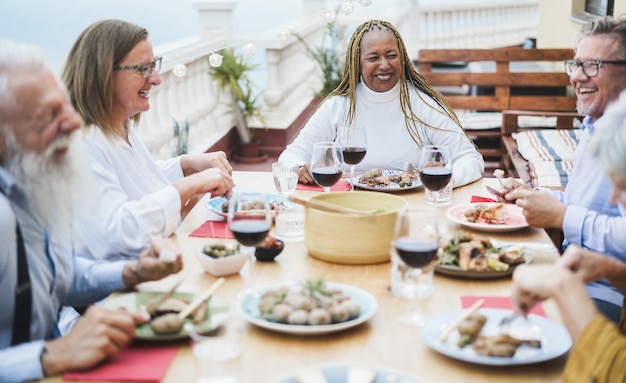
[171,0,372,77]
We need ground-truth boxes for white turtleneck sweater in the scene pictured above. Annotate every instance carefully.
[279,80,484,187]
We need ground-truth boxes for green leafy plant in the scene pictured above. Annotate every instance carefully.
[296,20,345,97]
[209,49,265,144]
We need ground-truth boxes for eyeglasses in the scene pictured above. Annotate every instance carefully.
[563,59,626,77]
[114,56,162,79]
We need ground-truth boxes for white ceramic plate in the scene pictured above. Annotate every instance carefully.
[354,170,422,192]
[273,364,429,383]
[435,253,533,279]
[446,203,529,232]
[206,193,291,218]
[238,282,377,335]
[101,291,229,341]
[422,308,572,366]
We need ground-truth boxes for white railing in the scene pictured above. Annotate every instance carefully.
[143,0,539,160]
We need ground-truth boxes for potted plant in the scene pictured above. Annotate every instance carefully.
[209,49,266,161]
[295,11,346,98]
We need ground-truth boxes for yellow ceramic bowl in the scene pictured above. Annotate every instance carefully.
[304,191,407,264]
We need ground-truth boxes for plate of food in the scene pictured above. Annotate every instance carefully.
[206,193,291,218]
[354,168,421,192]
[100,291,229,341]
[446,203,529,232]
[422,308,572,366]
[238,279,377,335]
[436,230,532,279]
[273,364,428,383]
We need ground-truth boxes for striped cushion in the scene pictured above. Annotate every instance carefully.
[512,129,582,188]
[456,112,559,131]
[512,129,581,162]
[528,160,575,188]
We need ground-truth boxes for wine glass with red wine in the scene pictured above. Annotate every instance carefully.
[418,145,452,207]
[310,142,344,193]
[227,192,272,291]
[391,204,439,327]
[337,125,367,191]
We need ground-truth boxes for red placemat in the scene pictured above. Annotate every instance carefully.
[63,345,179,382]
[470,195,497,203]
[461,295,545,317]
[189,220,234,239]
[296,180,350,192]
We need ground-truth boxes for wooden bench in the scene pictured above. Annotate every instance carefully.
[416,48,579,181]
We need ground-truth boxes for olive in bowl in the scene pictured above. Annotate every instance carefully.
[254,237,284,262]
[196,243,248,276]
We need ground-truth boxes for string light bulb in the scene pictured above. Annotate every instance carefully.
[208,52,224,67]
[341,1,354,15]
[323,9,337,23]
[243,42,257,56]
[278,26,291,41]
[172,63,187,77]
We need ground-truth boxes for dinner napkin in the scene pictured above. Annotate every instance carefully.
[189,220,234,239]
[62,345,179,382]
[470,195,497,203]
[296,180,351,192]
[461,295,546,317]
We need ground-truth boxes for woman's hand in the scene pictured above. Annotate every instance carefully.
[298,164,314,184]
[181,151,233,176]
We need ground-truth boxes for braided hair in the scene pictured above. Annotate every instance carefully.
[326,19,468,147]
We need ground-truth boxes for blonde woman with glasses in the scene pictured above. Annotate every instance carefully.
[62,19,234,259]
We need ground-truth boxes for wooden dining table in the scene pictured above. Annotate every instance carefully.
[47,172,568,383]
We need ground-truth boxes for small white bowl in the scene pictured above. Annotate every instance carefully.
[195,247,249,277]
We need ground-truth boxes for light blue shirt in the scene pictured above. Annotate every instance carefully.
[0,167,128,383]
[546,116,626,306]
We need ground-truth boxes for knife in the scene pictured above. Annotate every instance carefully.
[485,185,515,203]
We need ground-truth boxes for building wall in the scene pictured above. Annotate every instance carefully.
[537,0,626,49]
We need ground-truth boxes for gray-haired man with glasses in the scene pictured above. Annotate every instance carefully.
[503,16,626,324]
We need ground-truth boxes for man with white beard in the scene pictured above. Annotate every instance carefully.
[0,39,183,382]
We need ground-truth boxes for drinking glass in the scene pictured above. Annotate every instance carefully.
[418,145,452,207]
[227,192,272,292]
[391,204,439,327]
[337,125,367,191]
[310,141,344,193]
[271,161,299,194]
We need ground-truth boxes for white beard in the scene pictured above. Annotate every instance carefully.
[3,131,96,242]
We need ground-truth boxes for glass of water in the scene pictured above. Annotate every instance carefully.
[272,162,299,194]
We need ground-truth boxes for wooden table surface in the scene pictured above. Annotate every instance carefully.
[48,172,568,383]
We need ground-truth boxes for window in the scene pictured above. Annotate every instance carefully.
[571,0,614,23]
[585,0,614,16]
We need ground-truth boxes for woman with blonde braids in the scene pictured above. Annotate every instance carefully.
[279,19,484,186]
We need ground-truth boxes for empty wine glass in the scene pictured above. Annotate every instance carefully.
[337,125,367,191]
[310,141,344,193]
[390,204,439,327]
[227,192,272,292]
[418,145,452,207]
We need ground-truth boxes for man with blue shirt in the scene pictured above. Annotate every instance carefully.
[505,16,626,322]
[0,39,183,382]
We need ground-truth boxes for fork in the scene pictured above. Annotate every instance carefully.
[499,313,519,334]
[391,160,416,173]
